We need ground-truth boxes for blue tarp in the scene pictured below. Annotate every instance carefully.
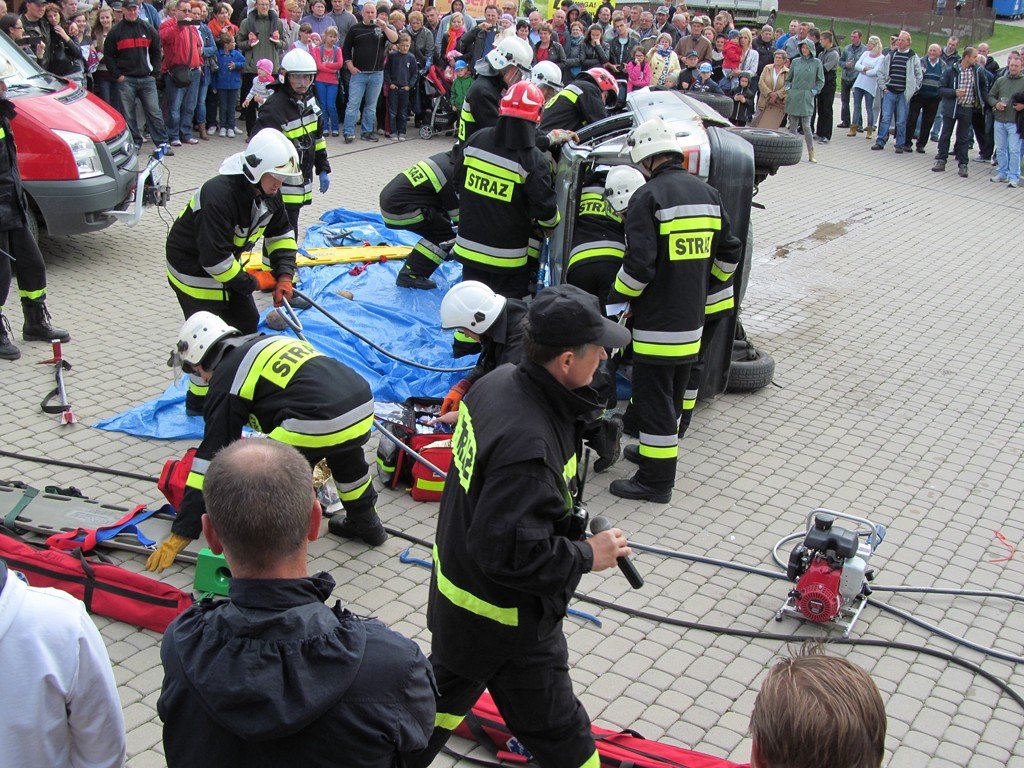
[96,209,469,440]
[301,209,422,249]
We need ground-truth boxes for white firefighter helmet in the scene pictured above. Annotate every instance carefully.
[531,60,563,90]
[626,116,681,163]
[604,166,647,213]
[440,281,507,334]
[219,128,302,184]
[280,48,317,75]
[174,312,240,369]
[485,36,533,74]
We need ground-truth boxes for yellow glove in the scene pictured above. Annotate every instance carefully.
[145,534,192,572]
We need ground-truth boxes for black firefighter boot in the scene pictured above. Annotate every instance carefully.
[395,263,437,290]
[0,311,21,360]
[21,299,70,343]
[328,506,388,546]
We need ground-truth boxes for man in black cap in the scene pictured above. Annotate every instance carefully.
[403,283,633,768]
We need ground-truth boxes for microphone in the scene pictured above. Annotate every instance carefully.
[590,516,643,589]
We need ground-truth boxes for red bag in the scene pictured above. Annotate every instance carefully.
[158,448,197,509]
[0,531,193,633]
[409,435,452,502]
[453,692,748,768]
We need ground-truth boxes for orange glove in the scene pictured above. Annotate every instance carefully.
[273,275,293,307]
[441,379,471,414]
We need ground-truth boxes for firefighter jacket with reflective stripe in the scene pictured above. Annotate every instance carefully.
[565,186,624,276]
[463,298,527,388]
[453,127,559,273]
[0,103,31,232]
[428,361,599,679]
[537,77,606,134]
[456,73,503,146]
[254,87,330,207]
[171,334,374,539]
[166,174,298,300]
[607,163,740,364]
[378,151,460,227]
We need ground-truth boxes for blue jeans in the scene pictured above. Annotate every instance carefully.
[876,89,909,147]
[194,68,210,126]
[388,86,410,136]
[315,81,340,132]
[993,120,1022,183]
[117,75,168,145]
[851,86,874,130]
[164,68,201,141]
[343,70,384,136]
[217,88,239,130]
[95,77,122,115]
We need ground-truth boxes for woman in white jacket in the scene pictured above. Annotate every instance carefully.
[850,35,884,139]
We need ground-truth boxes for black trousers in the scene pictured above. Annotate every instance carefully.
[936,105,975,165]
[399,209,456,278]
[815,80,836,140]
[678,313,726,439]
[171,282,259,413]
[566,259,619,305]
[316,443,378,520]
[403,633,597,768]
[461,264,532,301]
[628,360,691,489]
[0,225,47,309]
[972,107,993,160]
[907,93,940,150]
[839,79,855,125]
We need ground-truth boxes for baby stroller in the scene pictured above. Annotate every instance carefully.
[419,63,457,140]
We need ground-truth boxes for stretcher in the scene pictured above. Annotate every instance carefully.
[241,245,411,270]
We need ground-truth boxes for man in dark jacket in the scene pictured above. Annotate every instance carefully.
[459,3,500,65]
[104,0,169,149]
[157,439,435,767]
[402,284,633,768]
[932,46,987,177]
[0,80,69,361]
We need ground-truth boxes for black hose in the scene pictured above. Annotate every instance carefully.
[0,449,158,484]
[292,288,475,374]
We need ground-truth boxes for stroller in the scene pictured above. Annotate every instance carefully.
[419,63,457,140]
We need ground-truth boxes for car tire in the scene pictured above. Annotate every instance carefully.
[731,127,804,174]
[685,92,734,120]
[728,341,775,393]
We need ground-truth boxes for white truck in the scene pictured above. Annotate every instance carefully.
[683,0,778,27]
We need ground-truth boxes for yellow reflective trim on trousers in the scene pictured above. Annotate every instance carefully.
[568,246,624,269]
[613,275,643,298]
[632,340,701,357]
[185,470,205,490]
[705,296,734,315]
[658,216,722,234]
[415,477,446,492]
[434,545,518,626]
[266,235,298,254]
[18,287,47,300]
[382,211,426,226]
[682,398,696,410]
[376,455,396,473]
[336,474,373,501]
[453,243,528,269]
[638,443,678,459]
[463,155,524,184]
[580,750,600,768]
[267,413,374,449]
[167,268,228,301]
[414,241,445,266]
[435,712,465,730]
[212,259,242,283]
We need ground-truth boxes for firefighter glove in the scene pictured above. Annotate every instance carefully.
[441,379,471,414]
[273,275,294,307]
[226,270,258,295]
[546,129,578,147]
[145,534,191,572]
[319,171,330,194]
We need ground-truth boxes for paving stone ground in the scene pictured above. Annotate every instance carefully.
[2,108,1023,768]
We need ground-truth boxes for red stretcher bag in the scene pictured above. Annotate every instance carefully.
[158,448,197,510]
[0,530,193,633]
[452,691,748,768]
[409,435,453,502]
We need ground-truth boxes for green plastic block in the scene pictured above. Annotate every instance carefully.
[194,548,232,596]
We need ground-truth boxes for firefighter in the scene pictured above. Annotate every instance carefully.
[254,48,331,239]
[146,312,386,572]
[165,129,300,415]
[438,280,625,473]
[380,151,459,291]
[456,35,533,149]
[453,80,559,301]
[538,66,617,135]
[401,284,633,768]
[531,60,563,103]
[606,116,740,503]
[0,79,69,361]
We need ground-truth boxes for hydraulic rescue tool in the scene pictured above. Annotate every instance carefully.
[776,509,886,636]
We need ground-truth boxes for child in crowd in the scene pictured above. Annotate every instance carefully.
[242,58,275,116]
[450,58,472,116]
[690,61,723,93]
[626,45,650,92]
[294,22,314,51]
[215,32,246,137]
[384,32,418,140]
[728,71,755,125]
[313,26,344,136]
[720,29,741,79]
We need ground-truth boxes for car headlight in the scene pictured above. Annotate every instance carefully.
[54,130,102,179]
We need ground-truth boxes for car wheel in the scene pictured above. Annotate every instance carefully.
[684,92,734,120]
[728,341,775,393]
[730,126,804,176]
[419,125,433,140]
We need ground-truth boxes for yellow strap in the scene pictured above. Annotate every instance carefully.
[241,246,411,269]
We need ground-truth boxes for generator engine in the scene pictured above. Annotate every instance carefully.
[776,510,884,636]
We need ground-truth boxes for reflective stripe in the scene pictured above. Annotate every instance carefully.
[415,477,446,492]
[434,545,519,626]
[453,237,528,269]
[381,208,426,227]
[314,137,326,152]
[435,712,465,731]
[187,376,208,396]
[336,473,373,501]
[376,455,396,473]
[229,337,292,398]
[711,258,736,280]
[167,264,227,301]
[463,147,527,180]
[580,750,600,768]
[537,209,561,229]
[632,327,702,358]
[403,158,446,192]
[265,233,297,255]
[682,387,698,410]
[612,266,647,297]
[413,239,448,266]
[447,207,460,222]
[269,400,374,449]
[17,287,46,300]
[206,254,242,283]
[554,83,582,104]
[568,239,625,269]
[659,216,722,235]
[705,285,734,315]
[185,470,205,490]
[638,431,678,460]
[656,203,721,221]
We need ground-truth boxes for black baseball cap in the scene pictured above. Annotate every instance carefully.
[528,284,631,349]
[123,0,140,8]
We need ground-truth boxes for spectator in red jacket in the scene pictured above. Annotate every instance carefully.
[160,0,204,146]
